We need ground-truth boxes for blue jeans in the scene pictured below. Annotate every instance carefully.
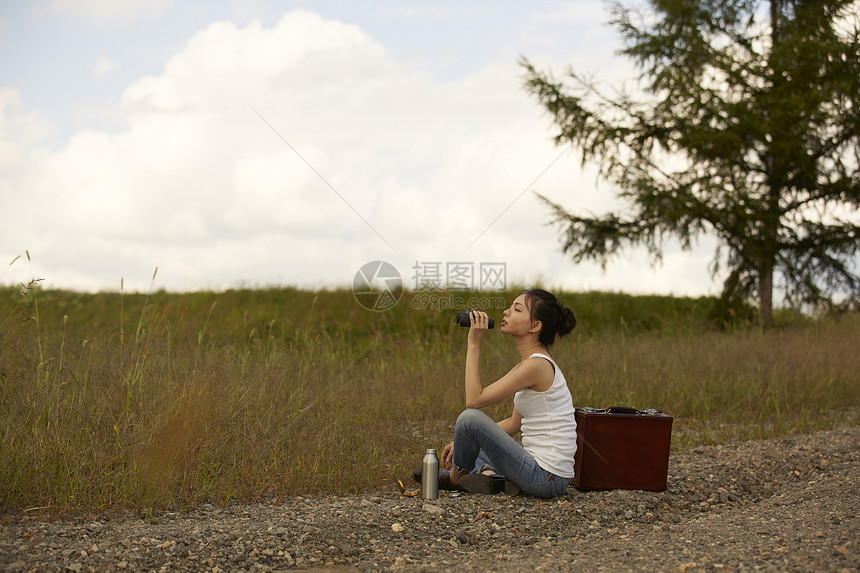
[452,408,571,498]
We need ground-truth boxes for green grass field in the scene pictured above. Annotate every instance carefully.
[1,283,857,516]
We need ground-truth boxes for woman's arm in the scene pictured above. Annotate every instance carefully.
[463,319,486,407]
[465,355,554,409]
[496,406,524,436]
[463,310,553,409]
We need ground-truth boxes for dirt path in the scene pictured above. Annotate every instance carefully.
[2,425,858,572]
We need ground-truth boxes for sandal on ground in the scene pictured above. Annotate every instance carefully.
[459,473,520,496]
[411,468,464,491]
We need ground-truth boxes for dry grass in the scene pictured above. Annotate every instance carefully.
[564,318,860,448]
[0,283,857,516]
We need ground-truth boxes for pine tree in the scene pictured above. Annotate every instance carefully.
[523,0,860,326]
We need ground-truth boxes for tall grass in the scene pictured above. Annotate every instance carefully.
[0,282,857,516]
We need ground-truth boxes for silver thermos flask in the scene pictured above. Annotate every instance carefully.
[421,448,439,500]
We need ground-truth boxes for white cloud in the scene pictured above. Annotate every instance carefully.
[0,8,719,297]
[0,88,56,176]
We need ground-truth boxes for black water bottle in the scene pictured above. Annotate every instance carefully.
[455,311,495,329]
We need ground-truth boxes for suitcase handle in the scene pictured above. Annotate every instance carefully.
[581,406,664,415]
[606,405,638,414]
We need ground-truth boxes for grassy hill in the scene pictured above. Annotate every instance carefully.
[1,285,857,515]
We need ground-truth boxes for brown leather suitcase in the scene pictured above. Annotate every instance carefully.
[573,406,673,491]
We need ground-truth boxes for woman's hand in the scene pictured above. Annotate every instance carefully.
[467,310,491,345]
[440,442,454,469]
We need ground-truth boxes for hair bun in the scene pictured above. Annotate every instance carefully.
[558,306,576,337]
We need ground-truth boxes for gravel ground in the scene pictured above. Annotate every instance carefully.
[2,424,858,572]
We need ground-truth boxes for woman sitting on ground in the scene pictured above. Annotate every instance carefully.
[438,288,578,498]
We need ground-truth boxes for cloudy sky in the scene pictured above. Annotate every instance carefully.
[0,0,720,296]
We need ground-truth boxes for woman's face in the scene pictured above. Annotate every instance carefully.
[500,294,534,335]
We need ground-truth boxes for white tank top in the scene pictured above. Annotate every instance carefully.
[513,352,577,478]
